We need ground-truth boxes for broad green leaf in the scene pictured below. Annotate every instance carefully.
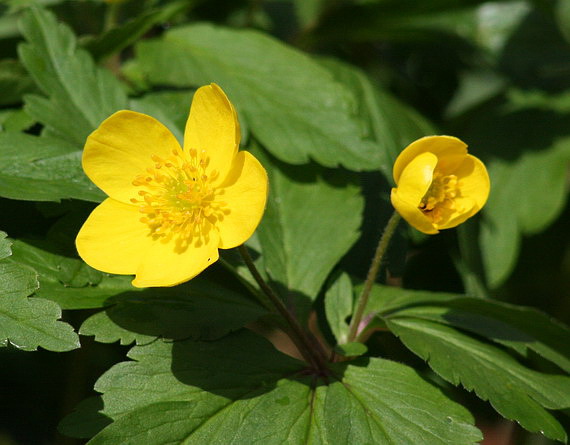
[0,240,79,351]
[84,1,190,61]
[83,329,480,444]
[372,286,570,372]
[79,277,268,344]
[324,273,353,344]
[386,317,570,442]
[135,23,382,170]
[391,297,570,373]
[0,132,105,202]
[321,58,435,180]
[18,7,128,145]
[256,150,364,316]
[557,0,570,44]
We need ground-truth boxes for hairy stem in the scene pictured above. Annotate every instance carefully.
[347,211,400,342]
[238,245,328,373]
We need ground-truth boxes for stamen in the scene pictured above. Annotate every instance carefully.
[130,149,225,246]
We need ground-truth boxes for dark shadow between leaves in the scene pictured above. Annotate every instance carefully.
[169,328,347,402]
[102,266,269,342]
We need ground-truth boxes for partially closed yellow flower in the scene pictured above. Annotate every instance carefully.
[390,136,490,234]
[76,84,268,287]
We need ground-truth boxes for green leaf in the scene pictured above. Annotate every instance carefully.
[0,238,79,351]
[129,90,192,145]
[135,23,382,170]
[324,273,353,344]
[334,342,367,357]
[386,317,570,442]
[321,58,435,180]
[0,108,35,133]
[79,277,268,344]
[395,299,570,372]
[0,132,105,202]
[255,151,364,316]
[84,1,189,61]
[8,239,115,309]
[0,231,11,260]
[18,6,128,145]
[83,329,481,444]
[9,239,267,343]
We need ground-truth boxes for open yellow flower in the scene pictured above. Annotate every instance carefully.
[390,135,490,234]
[76,84,268,287]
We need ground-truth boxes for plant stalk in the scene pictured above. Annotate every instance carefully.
[238,245,328,373]
[347,211,400,342]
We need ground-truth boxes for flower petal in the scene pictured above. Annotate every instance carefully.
[391,189,438,234]
[395,151,438,204]
[393,136,467,184]
[437,197,477,230]
[184,84,240,185]
[215,151,268,249]
[455,155,491,210]
[76,198,154,274]
[132,223,220,287]
[83,110,182,203]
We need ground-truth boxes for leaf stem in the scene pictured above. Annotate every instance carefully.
[238,245,328,373]
[347,211,400,342]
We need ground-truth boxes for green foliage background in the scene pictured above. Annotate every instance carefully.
[0,0,569,444]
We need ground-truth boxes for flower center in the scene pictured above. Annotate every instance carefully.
[418,172,459,224]
[130,148,226,249]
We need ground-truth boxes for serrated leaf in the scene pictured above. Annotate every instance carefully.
[0,132,105,202]
[255,150,364,317]
[79,277,268,344]
[83,329,480,444]
[324,273,353,344]
[135,23,382,170]
[388,296,570,373]
[18,7,128,145]
[0,250,79,351]
[386,317,570,442]
[9,239,267,342]
[321,58,435,180]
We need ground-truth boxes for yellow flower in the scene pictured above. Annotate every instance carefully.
[390,135,490,234]
[76,84,268,287]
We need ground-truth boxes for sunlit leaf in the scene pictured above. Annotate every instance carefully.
[135,23,382,170]
[80,330,481,444]
[18,6,128,145]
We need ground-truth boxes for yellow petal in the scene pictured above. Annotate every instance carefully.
[391,189,438,234]
[184,84,240,185]
[132,223,220,287]
[393,136,467,184]
[215,151,268,249]
[437,197,477,230]
[395,151,438,203]
[455,155,491,210]
[83,110,182,204]
[76,198,154,274]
